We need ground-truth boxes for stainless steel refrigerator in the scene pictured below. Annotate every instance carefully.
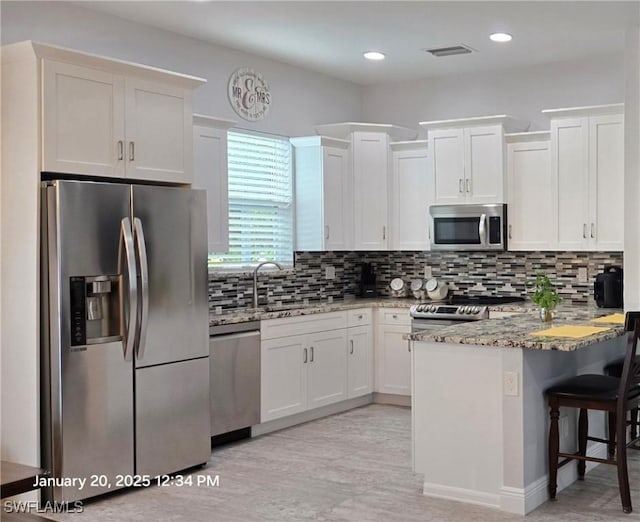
[41,180,210,503]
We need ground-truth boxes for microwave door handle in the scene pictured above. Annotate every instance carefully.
[133,218,149,361]
[479,214,487,245]
[119,217,138,362]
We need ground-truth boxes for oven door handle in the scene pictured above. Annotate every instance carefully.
[479,214,487,246]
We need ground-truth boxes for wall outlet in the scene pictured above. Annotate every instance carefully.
[424,265,432,279]
[325,265,336,280]
[578,267,588,283]
[503,371,519,396]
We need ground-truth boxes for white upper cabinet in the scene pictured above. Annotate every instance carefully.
[352,131,390,250]
[35,42,205,183]
[193,115,236,254]
[544,104,624,251]
[420,115,528,205]
[42,61,125,178]
[506,132,554,251]
[390,141,430,250]
[292,136,352,251]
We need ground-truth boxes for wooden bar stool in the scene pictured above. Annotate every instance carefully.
[546,313,640,514]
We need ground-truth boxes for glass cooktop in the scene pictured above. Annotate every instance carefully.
[447,295,526,306]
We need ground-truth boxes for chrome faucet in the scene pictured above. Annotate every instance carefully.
[253,261,283,308]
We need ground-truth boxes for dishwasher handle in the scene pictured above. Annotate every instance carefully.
[211,330,260,342]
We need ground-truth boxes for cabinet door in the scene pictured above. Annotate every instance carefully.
[261,335,307,422]
[193,124,229,253]
[323,146,352,250]
[352,132,389,250]
[375,324,411,396]
[347,325,373,398]
[464,125,505,203]
[551,117,589,251]
[391,147,430,250]
[589,114,624,251]
[125,78,192,183]
[430,128,465,204]
[507,140,554,250]
[42,60,125,177]
[307,329,348,409]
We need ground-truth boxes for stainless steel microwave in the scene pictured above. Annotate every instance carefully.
[429,204,507,251]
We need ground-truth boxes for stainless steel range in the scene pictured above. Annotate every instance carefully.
[410,296,525,333]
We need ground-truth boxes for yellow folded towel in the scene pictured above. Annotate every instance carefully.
[531,325,611,339]
[591,313,626,325]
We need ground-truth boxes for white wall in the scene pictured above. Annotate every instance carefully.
[0,1,363,137]
[362,55,624,132]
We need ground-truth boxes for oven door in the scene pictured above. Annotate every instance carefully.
[429,204,506,251]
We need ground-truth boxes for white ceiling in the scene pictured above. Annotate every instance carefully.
[82,1,637,86]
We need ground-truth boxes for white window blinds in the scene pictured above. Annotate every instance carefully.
[209,131,293,269]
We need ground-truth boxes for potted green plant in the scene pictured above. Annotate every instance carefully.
[529,273,562,322]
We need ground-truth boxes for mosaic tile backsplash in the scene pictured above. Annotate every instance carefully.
[208,251,623,312]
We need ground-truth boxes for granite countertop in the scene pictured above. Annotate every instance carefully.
[410,305,626,351]
[209,297,533,327]
[209,297,417,327]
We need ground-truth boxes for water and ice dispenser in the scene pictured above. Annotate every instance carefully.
[69,275,122,346]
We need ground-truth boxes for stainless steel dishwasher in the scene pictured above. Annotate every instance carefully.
[209,321,260,437]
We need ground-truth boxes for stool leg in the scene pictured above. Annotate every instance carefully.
[578,408,588,479]
[548,397,560,500]
[617,409,632,513]
[609,412,617,458]
[631,408,638,442]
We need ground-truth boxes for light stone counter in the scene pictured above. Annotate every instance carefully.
[409,305,626,351]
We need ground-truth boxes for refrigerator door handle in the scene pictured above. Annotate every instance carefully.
[133,217,150,361]
[119,217,138,362]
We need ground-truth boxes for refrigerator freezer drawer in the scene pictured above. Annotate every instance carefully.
[135,358,210,477]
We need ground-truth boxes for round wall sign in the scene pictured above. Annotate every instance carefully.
[227,67,271,121]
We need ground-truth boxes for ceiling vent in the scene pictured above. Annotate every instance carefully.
[425,45,474,57]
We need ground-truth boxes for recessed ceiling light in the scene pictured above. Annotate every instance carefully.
[363,51,385,61]
[490,33,513,43]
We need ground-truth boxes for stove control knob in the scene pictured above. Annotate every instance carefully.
[472,307,480,314]
[429,305,437,313]
[456,307,464,314]
[466,306,473,314]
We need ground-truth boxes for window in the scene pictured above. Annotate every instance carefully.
[209,131,293,269]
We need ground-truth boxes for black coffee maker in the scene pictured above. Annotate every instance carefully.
[359,262,378,297]
[594,265,623,308]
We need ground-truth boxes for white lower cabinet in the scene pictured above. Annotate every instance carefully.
[261,335,307,421]
[261,310,373,423]
[375,309,411,396]
[307,330,348,409]
[347,325,374,398]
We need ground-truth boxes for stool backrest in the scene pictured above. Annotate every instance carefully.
[617,312,640,416]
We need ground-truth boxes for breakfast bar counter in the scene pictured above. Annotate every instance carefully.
[411,307,627,516]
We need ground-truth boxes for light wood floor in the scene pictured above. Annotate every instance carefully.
[44,404,640,521]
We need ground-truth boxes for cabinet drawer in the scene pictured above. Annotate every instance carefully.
[377,309,411,326]
[347,308,372,327]
[261,311,347,340]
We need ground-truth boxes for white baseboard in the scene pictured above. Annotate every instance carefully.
[251,395,373,437]
[372,392,411,407]
[422,481,500,510]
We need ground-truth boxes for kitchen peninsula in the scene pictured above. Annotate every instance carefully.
[410,307,627,516]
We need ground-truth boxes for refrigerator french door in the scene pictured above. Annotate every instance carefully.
[41,180,210,503]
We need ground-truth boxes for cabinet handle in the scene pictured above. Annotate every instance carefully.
[382,226,386,240]
[303,348,308,363]
[459,178,464,193]
[325,225,330,240]
[350,340,354,354]
[117,140,124,161]
[407,339,411,352]
[466,179,471,193]
[392,314,398,319]
[310,346,314,362]
[357,314,363,319]
[582,223,587,239]
[590,223,595,239]
[508,224,512,240]
[129,141,135,161]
